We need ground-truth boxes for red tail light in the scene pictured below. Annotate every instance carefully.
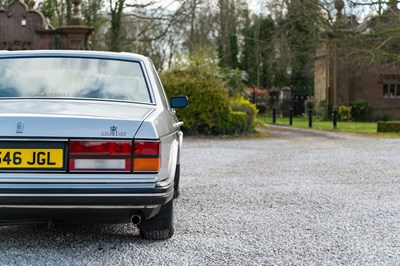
[69,140,132,171]
[133,141,160,172]
[134,141,160,156]
[70,141,132,156]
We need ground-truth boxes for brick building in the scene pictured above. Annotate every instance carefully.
[314,0,400,120]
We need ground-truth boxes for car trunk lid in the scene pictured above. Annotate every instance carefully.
[0,100,155,138]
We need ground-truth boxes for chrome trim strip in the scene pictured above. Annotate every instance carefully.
[0,178,157,183]
[0,205,158,209]
[0,184,156,189]
[0,192,170,197]
[140,60,156,104]
[0,173,159,183]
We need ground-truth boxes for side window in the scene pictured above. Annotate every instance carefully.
[382,75,400,98]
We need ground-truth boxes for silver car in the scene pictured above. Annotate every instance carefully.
[0,50,188,240]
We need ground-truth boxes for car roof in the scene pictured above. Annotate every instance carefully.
[0,50,149,62]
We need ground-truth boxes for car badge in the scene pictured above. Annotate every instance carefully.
[101,126,127,137]
[16,121,24,133]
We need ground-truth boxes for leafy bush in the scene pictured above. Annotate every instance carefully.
[231,96,258,131]
[161,67,254,135]
[338,105,352,121]
[225,111,248,135]
[350,99,371,121]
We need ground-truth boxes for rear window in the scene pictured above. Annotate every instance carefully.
[0,57,152,103]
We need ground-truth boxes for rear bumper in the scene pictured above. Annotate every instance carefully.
[0,182,173,206]
[0,183,174,223]
[0,173,174,223]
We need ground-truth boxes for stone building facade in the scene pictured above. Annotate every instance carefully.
[0,0,94,50]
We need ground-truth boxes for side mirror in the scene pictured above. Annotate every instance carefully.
[171,96,188,108]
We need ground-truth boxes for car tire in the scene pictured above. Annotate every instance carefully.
[138,199,174,240]
[173,164,180,199]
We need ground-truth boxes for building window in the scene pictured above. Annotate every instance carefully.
[382,76,400,98]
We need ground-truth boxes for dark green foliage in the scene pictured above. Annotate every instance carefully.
[377,121,400,132]
[161,67,254,135]
[217,0,239,69]
[350,99,371,121]
[240,16,275,88]
[278,0,319,90]
[109,0,125,52]
[304,98,315,110]
[382,112,394,121]
[256,103,268,114]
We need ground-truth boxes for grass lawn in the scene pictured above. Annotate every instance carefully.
[256,115,399,136]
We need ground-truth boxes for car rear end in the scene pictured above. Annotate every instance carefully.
[0,50,185,239]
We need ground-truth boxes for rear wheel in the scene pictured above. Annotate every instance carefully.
[138,199,174,240]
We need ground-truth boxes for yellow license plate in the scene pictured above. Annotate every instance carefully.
[0,149,64,168]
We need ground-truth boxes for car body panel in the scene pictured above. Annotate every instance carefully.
[0,50,185,226]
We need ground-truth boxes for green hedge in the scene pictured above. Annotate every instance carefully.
[231,96,258,131]
[224,111,248,135]
[377,121,400,132]
[161,67,254,135]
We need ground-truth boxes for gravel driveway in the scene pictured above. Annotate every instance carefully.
[1,125,400,265]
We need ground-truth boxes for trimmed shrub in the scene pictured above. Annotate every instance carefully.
[161,67,254,135]
[226,111,248,135]
[230,96,258,131]
[350,99,371,121]
[377,121,400,132]
[161,68,229,135]
[338,105,352,121]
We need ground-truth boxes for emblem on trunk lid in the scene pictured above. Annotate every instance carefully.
[101,126,127,136]
[16,122,24,133]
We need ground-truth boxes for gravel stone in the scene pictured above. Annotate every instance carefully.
[0,126,400,265]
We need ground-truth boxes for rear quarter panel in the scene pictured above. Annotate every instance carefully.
[136,59,181,184]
